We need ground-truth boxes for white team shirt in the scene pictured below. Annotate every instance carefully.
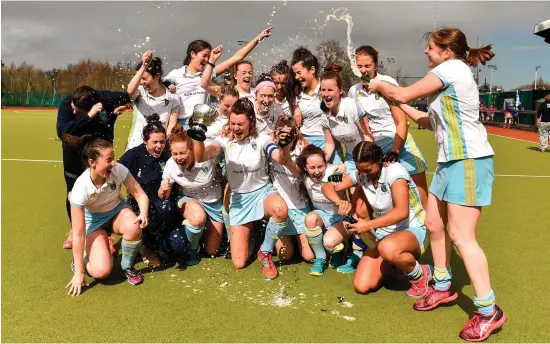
[321,97,366,154]
[256,103,283,135]
[348,73,399,142]
[275,98,291,116]
[304,166,345,214]
[70,163,129,213]
[297,83,325,136]
[239,88,256,103]
[164,66,215,120]
[351,162,425,237]
[214,133,276,193]
[127,85,182,150]
[270,142,307,210]
[162,157,221,203]
[427,59,494,162]
[205,115,228,144]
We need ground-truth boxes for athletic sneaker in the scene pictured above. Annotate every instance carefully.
[108,236,117,256]
[309,258,328,276]
[257,250,278,280]
[413,285,458,311]
[329,251,345,269]
[63,231,73,249]
[459,305,507,342]
[407,264,432,298]
[121,268,143,285]
[185,248,201,266]
[337,254,360,274]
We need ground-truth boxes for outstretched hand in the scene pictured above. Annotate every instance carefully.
[256,27,273,43]
[210,45,223,63]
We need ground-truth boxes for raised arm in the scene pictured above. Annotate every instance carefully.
[201,45,224,98]
[128,51,153,100]
[213,27,273,75]
[193,139,222,163]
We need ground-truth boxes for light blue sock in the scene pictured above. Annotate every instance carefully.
[183,220,204,250]
[305,226,327,260]
[121,238,142,270]
[406,261,424,280]
[474,289,496,316]
[222,208,230,243]
[259,217,286,253]
[434,266,453,291]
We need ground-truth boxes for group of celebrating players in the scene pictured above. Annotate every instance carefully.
[57,26,507,341]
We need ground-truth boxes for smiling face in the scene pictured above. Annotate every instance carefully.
[356,54,377,80]
[424,39,450,68]
[190,48,211,72]
[255,86,275,116]
[272,72,288,98]
[144,132,166,159]
[320,78,342,112]
[140,70,161,94]
[292,62,316,90]
[356,161,381,181]
[89,147,116,179]
[170,141,194,170]
[305,153,327,183]
[219,94,238,117]
[235,63,253,91]
[229,113,251,141]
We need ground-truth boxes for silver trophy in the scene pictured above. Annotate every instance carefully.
[187,104,218,141]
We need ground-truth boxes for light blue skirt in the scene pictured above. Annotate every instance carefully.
[280,207,311,236]
[83,201,131,236]
[178,196,224,223]
[229,184,278,226]
[177,118,190,130]
[376,133,427,175]
[313,209,345,229]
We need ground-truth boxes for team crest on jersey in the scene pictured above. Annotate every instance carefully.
[375,94,380,100]
[110,183,116,191]
[159,161,166,171]
[342,115,349,124]
[201,164,209,173]
[381,183,388,193]
[164,99,169,107]
[251,141,257,150]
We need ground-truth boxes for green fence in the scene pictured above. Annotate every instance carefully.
[480,89,550,110]
[1,92,69,107]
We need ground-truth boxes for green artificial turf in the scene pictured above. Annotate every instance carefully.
[2,109,550,342]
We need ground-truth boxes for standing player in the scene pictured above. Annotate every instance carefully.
[126,51,180,150]
[57,86,130,251]
[537,93,550,152]
[368,27,506,341]
[350,45,428,207]
[192,98,294,280]
[159,125,225,264]
[66,138,149,296]
[271,60,292,116]
[165,27,272,128]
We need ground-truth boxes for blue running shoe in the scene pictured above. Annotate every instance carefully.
[309,258,328,276]
[337,254,361,274]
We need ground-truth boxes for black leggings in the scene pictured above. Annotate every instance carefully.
[62,146,84,224]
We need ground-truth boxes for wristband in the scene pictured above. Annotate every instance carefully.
[207,61,215,68]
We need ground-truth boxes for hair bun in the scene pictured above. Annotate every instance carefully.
[279,60,288,67]
[171,123,185,135]
[147,113,161,123]
[324,63,342,73]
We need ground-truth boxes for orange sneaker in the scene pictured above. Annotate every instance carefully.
[257,250,278,280]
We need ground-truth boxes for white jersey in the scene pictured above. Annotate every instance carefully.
[164,66,215,120]
[256,104,283,135]
[351,162,425,237]
[70,163,129,213]
[297,83,325,136]
[427,59,494,162]
[205,115,227,144]
[348,73,399,142]
[127,86,182,150]
[162,157,221,203]
[214,133,276,193]
[239,88,256,103]
[270,142,307,210]
[275,98,291,116]
[321,97,366,154]
[304,166,345,214]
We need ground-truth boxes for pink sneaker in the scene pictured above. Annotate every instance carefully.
[413,285,458,311]
[459,305,507,342]
[407,264,432,298]
[121,268,143,285]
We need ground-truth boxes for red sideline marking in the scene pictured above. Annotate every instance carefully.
[484,125,539,143]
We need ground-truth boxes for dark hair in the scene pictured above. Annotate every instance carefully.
[425,27,495,66]
[82,138,113,166]
[297,144,326,174]
[142,113,166,141]
[72,85,101,111]
[274,115,305,152]
[235,60,253,72]
[288,47,320,105]
[320,63,344,91]
[355,45,379,65]
[168,124,193,148]
[255,72,273,85]
[183,40,212,66]
[228,98,258,138]
[352,141,383,164]
[270,60,289,76]
[136,57,163,80]
[219,84,239,100]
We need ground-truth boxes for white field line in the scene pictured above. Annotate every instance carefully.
[2,158,550,178]
[487,133,538,143]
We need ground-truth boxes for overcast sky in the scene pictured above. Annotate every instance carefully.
[2,1,549,90]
